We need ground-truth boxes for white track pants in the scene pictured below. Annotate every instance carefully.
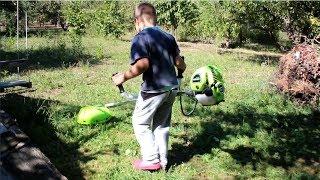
[132,90,177,166]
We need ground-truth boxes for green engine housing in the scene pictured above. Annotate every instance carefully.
[190,65,225,105]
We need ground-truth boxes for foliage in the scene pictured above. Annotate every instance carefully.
[89,1,127,37]
[0,1,64,36]
[190,1,216,41]
[281,1,320,39]
[69,32,84,58]
[168,1,320,46]
[189,1,226,42]
[0,1,19,36]
[229,2,282,44]
[62,1,88,35]
[22,1,62,25]
[221,1,320,45]
[155,1,179,32]
[1,1,320,47]
[62,1,128,37]
[310,17,320,37]
[155,0,199,35]
[0,1,15,12]
[0,9,15,36]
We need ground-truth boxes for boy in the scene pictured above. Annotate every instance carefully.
[112,2,186,171]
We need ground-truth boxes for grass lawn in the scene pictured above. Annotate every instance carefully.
[0,35,319,179]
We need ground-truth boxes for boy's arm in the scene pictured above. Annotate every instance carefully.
[112,58,149,86]
[124,58,149,81]
[172,38,186,73]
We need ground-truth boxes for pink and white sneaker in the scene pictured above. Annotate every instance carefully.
[132,159,161,171]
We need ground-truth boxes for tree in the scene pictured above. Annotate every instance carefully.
[0,1,15,12]
[62,1,89,35]
[90,1,127,37]
[0,1,24,36]
[155,0,199,35]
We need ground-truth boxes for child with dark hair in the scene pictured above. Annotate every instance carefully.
[112,2,186,171]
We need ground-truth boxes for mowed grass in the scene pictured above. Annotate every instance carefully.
[1,35,319,179]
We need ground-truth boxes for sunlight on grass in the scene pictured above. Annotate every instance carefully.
[0,36,318,179]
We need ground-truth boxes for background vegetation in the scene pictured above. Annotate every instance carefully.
[1,0,320,48]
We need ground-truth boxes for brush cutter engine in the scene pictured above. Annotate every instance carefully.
[190,65,225,105]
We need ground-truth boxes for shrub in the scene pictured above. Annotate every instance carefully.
[90,2,126,38]
[62,1,89,35]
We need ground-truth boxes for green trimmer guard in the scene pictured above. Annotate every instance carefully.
[77,106,112,125]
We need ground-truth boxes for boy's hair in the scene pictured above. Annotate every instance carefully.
[134,2,157,24]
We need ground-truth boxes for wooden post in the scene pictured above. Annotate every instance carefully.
[16,0,19,52]
[25,11,27,50]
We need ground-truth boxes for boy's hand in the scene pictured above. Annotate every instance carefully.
[112,73,125,86]
[175,55,186,72]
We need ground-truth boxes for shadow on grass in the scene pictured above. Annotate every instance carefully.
[169,94,320,177]
[0,45,99,73]
[217,49,281,66]
[246,54,280,66]
[241,43,282,53]
[0,93,118,179]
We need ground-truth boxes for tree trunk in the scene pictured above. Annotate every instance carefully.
[237,28,244,46]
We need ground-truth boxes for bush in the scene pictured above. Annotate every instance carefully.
[62,1,128,38]
[62,1,89,35]
[275,44,320,106]
[177,22,202,42]
[90,2,126,38]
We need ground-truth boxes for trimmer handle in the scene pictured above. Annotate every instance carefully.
[177,69,184,78]
[117,84,125,93]
[112,73,125,93]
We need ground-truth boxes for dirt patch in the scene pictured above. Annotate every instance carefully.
[217,47,283,58]
[49,87,63,96]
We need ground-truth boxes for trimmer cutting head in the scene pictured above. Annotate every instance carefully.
[77,106,112,125]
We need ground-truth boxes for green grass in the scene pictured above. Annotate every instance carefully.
[1,35,319,179]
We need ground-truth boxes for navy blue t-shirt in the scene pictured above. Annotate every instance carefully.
[130,26,179,92]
